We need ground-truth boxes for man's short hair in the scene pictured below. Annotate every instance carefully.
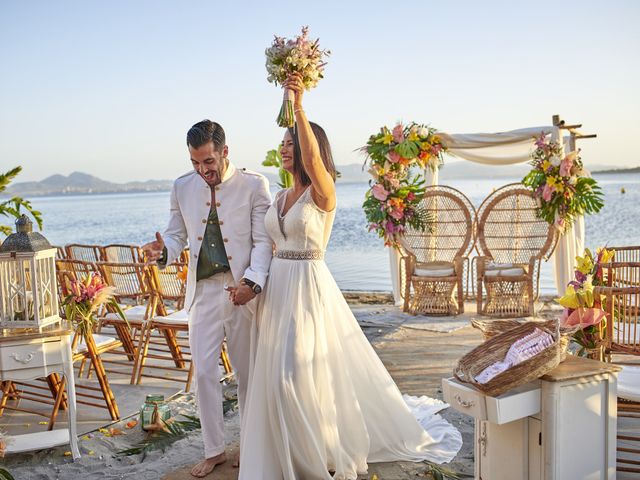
[187,120,225,151]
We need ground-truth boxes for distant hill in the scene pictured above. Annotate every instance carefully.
[5,162,634,197]
[4,172,174,197]
[592,166,640,175]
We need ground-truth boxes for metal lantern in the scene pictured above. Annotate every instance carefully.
[0,215,60,330]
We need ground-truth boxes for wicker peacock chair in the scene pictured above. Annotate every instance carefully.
[475,183,557,318]
[400,185,476,316]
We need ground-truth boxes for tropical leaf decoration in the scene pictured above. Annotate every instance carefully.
[263,148,293,189]
[0,468,15,480]
[0,166,43,236]
[116,415,202,461]
[361,122,443,247]
[522,134,604,232]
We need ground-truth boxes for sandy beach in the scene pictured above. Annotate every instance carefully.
[0,295,629,480]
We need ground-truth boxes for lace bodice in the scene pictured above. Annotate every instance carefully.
[265,187,335,253]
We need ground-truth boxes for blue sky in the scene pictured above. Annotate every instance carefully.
[1,0,638,183]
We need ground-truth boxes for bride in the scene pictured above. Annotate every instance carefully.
[238,73,462,480]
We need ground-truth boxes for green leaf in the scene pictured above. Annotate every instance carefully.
[263,149,282,168]
[395,140,420,159]
[0,468,15,480]
[0,166,22,194]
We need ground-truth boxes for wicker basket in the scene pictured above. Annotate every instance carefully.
[470,318,521,341]
[455,321,561,397]
[470,318,578,359]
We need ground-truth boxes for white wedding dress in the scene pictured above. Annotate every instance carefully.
[239,187,462,480]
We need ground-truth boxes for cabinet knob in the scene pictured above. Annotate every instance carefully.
[454,394,475,408]
[11,352,35,364]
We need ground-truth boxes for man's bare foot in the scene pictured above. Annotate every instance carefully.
[190,452,226,478]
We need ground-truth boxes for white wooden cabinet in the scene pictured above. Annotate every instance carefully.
[443,355,620,480]
[0,323,80,459]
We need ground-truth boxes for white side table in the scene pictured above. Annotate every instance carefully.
[443,355,620,480]
[0,323,80,459]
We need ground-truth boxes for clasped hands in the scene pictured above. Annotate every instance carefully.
[225,283,256,306]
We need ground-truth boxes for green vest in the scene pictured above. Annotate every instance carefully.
[196,205,230,281]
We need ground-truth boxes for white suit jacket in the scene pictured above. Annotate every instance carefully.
[162,163,273,310]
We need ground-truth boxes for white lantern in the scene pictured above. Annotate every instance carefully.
[0,215,60,330]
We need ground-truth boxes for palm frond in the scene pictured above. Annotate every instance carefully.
[424,461,469,479]
[0,468,15,480]
[116,415,202,461]
[0,166,22,194]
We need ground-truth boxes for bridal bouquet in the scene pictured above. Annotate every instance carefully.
[522,133,604,232]
[557,247,614,356]
[62,272,125,336]
[265,26,330,127]
[361,122,445,247]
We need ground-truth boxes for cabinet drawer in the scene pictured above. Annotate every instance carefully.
[0,339,64,371]
[442,378,487,419]
[443,377,541,424]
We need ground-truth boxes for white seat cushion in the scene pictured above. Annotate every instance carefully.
[414,262,455,278]
[618,365,640,402]
[104,304,148,322]
[485,262,527,277]
[152,309,188,326]
[73,333,119,354]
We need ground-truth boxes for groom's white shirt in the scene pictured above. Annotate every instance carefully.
[162,162,272,310]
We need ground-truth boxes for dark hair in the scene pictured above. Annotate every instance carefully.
[287,122,336,186]
[187,120,225,152]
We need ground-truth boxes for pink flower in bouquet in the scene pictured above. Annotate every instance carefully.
[385,220,397,234]
[406,191,416,202]
[534,132,548,150]
[555,216,565,230]
[372,183,390,201]
[392,124,404,143]
[560,307,606,329]
[542,183,554,202]
[389,207,404,220]
[386,176,400,189]
[387,151,401,164]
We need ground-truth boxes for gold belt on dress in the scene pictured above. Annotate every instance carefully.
[274,249,324,260]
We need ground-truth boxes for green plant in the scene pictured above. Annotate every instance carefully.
[0,166,43,236]
[424,461,468,479]
[263,148,293,189]
[0,468,15,480]
[116,415,202,461]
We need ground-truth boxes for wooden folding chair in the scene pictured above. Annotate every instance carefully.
[102,244,144,263]
[64,243,103,262]
[95,261,157,382]
[0,375,68,430]
[595,271,640,475]
[57,262,122,420]
[53,245,67,260]
[135,263,233,391]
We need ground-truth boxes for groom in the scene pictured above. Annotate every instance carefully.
[142,120,272,477]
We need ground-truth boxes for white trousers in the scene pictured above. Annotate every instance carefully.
[189,271,255,458]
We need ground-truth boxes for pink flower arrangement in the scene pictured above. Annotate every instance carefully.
[362,122,446,247]
[372,183,390,201]
[557,247,615,356]
[265,26,330,127]
[522,133,603,232]
[63,273,125,335]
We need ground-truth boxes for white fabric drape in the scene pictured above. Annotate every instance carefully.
[550,134,585,295]
[388,124,580,305]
